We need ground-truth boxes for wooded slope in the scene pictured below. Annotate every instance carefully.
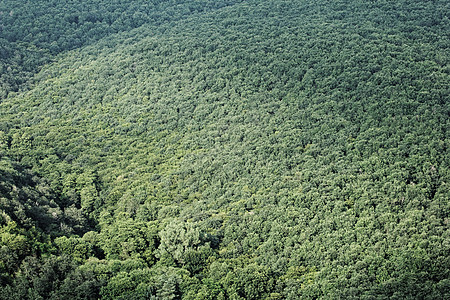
[0,0,449,299]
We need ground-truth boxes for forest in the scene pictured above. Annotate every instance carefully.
[0,0,449,299]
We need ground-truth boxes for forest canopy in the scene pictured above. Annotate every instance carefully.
[0,0,449,299]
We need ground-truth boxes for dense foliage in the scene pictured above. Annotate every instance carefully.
[0,0,244,97]
[1,0,449,298]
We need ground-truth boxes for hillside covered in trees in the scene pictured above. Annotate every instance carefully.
[0,0,449,299]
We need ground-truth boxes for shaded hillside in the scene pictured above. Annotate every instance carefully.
[0,0,245,97]
[0,0,449,298]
